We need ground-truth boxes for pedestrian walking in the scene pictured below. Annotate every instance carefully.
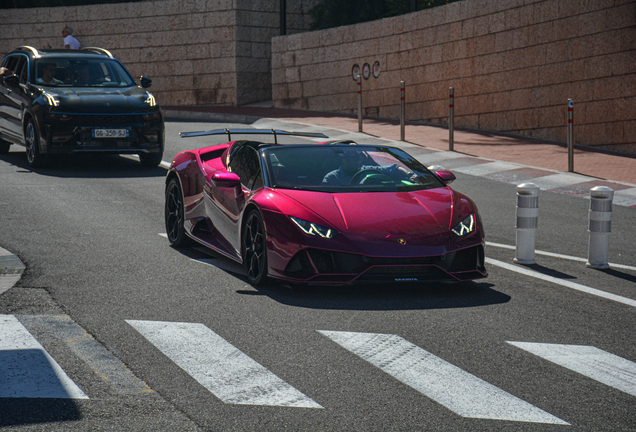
[62,26,81,49]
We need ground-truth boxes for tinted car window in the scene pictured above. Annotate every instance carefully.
[229,146,263,190]
[34,58,136,87]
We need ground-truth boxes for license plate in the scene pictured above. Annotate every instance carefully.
[92,129,129,138]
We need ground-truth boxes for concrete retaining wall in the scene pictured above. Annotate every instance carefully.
[272,0,636,154]
[0,0,317,106]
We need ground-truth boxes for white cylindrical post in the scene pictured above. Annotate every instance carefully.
[400,81,405,141]
[449,87,454,151]
[514,183,539,264]
[357,76,363,133]
[587,186,613,269]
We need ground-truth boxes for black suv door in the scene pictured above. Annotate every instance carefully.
[0,54,29,144]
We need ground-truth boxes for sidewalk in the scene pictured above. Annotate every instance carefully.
[162,105,636,186]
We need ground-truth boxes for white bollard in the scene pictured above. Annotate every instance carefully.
[514,183,539,264]
[587,186,613,269]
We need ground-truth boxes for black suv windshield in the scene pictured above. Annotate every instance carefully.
[35,58,136,88]
[264,145,445,192]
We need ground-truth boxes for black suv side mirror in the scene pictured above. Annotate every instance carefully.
[140,76,152,88]
[3,74,19,87]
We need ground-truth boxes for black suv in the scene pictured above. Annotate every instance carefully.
[0,46,164,168]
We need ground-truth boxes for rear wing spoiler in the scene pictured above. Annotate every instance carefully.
[179,128,327,144]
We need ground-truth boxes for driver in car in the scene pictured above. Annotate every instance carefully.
[322,150,417,186]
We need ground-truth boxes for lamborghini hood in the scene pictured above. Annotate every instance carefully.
[276,188,455,237]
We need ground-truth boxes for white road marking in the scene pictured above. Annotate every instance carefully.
[614,188,636,207]
[453,160,523,176]
[486,241,636,272]
[522,173,590,190]
[126,320,322,408]
[508,342,636,397]
[0,315,88,399]
[486,258,636,308]
[319,330,567,424]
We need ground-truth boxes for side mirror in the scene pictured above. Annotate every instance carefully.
[435,170,456,185]
[140,76,152,88]
[3,74,19,87]
[211,172,241,188]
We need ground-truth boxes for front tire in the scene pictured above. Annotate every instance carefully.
[139,151,163,167]
[25,120,46,168]
[242,209,269,285]
[165,178,192,247]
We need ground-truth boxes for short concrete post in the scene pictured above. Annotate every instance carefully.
[514,183,539,264]
[587,186,613,269]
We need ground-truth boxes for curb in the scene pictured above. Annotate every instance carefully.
[0,247,25,295]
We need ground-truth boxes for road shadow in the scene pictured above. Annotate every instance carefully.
[0,399,81,426]
[242,280,508,311]
[600,267,636,284]
[521,263,577,279]
[0,150,165,179]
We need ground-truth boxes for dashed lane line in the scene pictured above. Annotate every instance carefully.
[486,258,636,308]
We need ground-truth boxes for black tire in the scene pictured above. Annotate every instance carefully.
[242,209,269,285]
[165,178,192,247]
[139,151,163,167]
[0,139,10,154]
[25,120,46,168]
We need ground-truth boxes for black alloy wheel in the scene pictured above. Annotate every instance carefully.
[165,178,191,247]
[242,209,269,285]
[24,120,46,168]
[139,151,163,167]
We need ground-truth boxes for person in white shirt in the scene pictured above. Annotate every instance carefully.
[62,27,81,49]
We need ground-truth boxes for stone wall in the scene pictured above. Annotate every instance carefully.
[272,0,636,154]
[0,0,317,106]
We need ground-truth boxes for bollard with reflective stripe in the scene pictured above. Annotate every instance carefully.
[587,186,613,269]
[514,183,539,264]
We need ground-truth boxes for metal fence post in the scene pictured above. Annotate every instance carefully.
[357,76,362,133]
[514,183,539,264]
[400,81,405,141]
[587,186,613,269]
[449,87,454,151]
[568,99,574,172]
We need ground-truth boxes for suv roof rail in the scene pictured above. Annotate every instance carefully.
[179,128,327,144]
[80,47,114,59]
[16,46,41,58]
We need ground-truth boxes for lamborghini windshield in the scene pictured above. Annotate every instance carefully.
[34,58,136,87]
[264,145,445,192]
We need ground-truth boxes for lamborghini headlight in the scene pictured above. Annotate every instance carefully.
[290,216,336,238]
[451,213,475,236]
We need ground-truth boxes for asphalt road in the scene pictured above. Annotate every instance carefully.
[0,118,635,431]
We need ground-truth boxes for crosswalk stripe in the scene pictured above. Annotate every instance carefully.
[126,320,322,408]
[508,342,636,397]
[0,315,88,399]
[319,330,568,424]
